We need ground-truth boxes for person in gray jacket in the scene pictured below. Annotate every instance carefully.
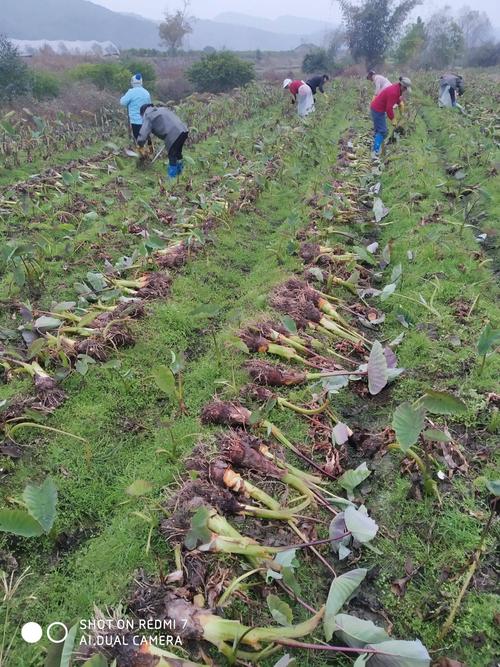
[137,104,189,179]
[438,73,465,109]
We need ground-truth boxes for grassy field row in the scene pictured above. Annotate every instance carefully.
[0,76,498,666]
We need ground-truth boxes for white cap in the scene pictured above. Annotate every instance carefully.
[131,73,143,87]
[282,78,292,89]
[399,76,412,92]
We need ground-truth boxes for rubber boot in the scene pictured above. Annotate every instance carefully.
[167,164,178,180]
[373,132,384,154]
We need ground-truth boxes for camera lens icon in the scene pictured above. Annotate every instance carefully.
[21,621,69,644]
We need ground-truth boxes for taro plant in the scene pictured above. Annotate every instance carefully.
[477,323,500,374]
[0,477,57,537]
[391,390,467,500]
[153,351,187,415]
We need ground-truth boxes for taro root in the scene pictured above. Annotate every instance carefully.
[218,430,283,478]
[135,273,171,299]
[33,366,66,410]
[240,383,274,403]
[75,337,108,361]
[156,241,200,270]
[201,400,251,427]
[245,359,307,387]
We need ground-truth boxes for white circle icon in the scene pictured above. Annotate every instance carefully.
[47,622,69,644]
[21,622,43,644]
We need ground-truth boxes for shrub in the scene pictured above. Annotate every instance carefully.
[120,58,157,87]
[302,49,332,74]
[0,35,30,101]
[187,52,255,93]
[29,69,60,99]
[68,62,130,91]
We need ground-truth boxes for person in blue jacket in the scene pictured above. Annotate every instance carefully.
[120,73,152,142]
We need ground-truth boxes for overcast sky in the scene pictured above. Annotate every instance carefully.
[91,0,500,26]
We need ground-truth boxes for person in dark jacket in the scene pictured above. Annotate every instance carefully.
[137,104,188,179]
[438,73,465,109]
[305,74,330,98]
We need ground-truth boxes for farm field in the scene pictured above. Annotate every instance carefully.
[0,73,499,667]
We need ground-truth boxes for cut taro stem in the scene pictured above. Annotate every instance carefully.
[258,446,323,485]
[277,397,329,416]
[137,644,205,666]
[317,317,366,345]
[262,420,337,481]
[273,638,394,656]
[265,343,320,368]
[288,521,336,576]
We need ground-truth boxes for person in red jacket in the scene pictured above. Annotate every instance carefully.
[370,76,412,157]
[283,78,315,117]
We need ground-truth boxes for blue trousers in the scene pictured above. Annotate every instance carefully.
[371,109,387,153]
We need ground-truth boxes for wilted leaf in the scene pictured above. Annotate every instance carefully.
[324,569,367,640]
[368,341,388,395]
[0,510,43,537]
[392,402,425,451]
[338,463,372,499]
[34,316,62,331]
[185,507,212,550]
[391,263,402,283]
[420,390,466,416]
[126,480,153,497]
[364,639,430,666]
[23,477,57,533]
[267,594,293,626]
[329,513,350,555]
[82,654,109,667]
[332,422,351,446]
[334,614,389,648]
[373,198,389,223]
[273,655,296,667]
[322,375,349,395]
[344,505,378,543]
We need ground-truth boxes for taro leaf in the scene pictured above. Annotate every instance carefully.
[344,505,378,543]
[267,594,293,626]
[485,479,500,497]
[126,480,153,497]
[185,507,212,550]
[153,365,177,399]
[364,639,431,666]
[454,169,466,180]
[52,301,76,313]
[334,614,389,648]
[392,402,425,451]
[420,390,466,416]
[322,375,349,395]
[332,422,350,446]
[62,171,75,186]
[0,510,44,537]
[384,347,398,369]
[381,244,391,266]
[86,272,107,293]
[477,324,500,357]
[368,341,388,395]
[353,245,377,266]
[273,656,296,667]
[282,564,301,596]
[281,316,298,335]
[391,263,402,283]
[324,569,368,640]
[380,283,397,301]
[329,512,351,556]
[22,477,57,533]
[28,337,47,360]
[170,351,185,375]
[75,354,95,376]
[59,623,78,667]
[34,316,62,331]
[338,463,372,500]
[307,267,324,283]
[422,429,452,443]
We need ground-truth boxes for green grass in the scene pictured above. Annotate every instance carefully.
[0,78,499,667]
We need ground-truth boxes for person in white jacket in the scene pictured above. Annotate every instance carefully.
[367,71,392,97]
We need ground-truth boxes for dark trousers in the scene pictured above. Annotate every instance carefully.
[130,123,152,145]
[168,132,188,166]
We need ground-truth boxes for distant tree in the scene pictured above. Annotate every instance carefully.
[255,49,263,62]
[0,36,30,102]
[326,27,347,61]
[465,41,500,67]
[187,52,255,93]
[337,0,421,67]
[457,6,493,51]
[302,48,332,73]
[120,58,157,87]
[159,1,193,54]
[203,46,216,53]
[393,16,426,64]
[419,9,464,69]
